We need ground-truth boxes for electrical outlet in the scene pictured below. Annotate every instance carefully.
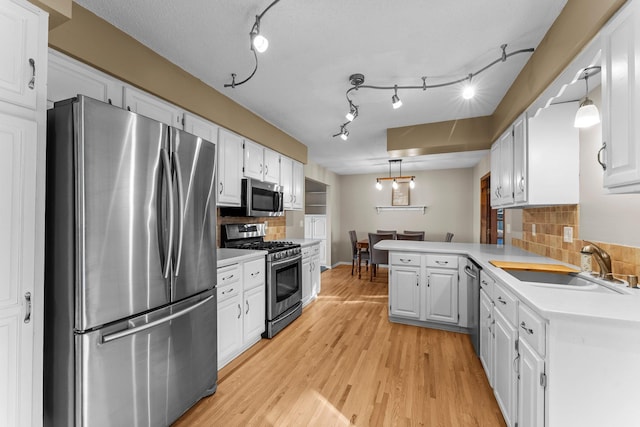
[532,224,536,236]
[563,226,573,243]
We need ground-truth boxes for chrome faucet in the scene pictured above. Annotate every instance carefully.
[580,241,622,282]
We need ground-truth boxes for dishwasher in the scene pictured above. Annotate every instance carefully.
[464,258,481,356]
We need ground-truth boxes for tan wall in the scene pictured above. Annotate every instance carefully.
[47,3,307,164]
[387,0,627,156]
[472,153,491,243]
[337,168,474,263]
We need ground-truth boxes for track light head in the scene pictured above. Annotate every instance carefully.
[251,32,269,53]
[340,127,349,140]
[392,86,402,109]
[346,102,358,121]
[462,74,475,99]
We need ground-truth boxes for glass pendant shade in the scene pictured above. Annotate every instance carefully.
[376,181,382,190]
[574,98,600,128]
[252,34,269,53]
[409,178,416,189]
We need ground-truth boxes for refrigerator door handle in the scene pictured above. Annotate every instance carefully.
[161,148,174,279]
[101,295,214,344]
[173,152,185,276]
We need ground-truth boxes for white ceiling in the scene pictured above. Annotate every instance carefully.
[74,0,569,175]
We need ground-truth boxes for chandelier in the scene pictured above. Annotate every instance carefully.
[376,159,415,191]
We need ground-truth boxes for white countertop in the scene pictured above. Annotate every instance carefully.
[282,238,321,247]
[375,240,640,325]
[217,248,267,268]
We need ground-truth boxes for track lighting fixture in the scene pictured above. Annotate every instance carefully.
[333,44,534,140]
[375,159,415,191]
[225,0,282,88]
[332,125,349,141]
[392,86,402,109]
[574,66,601,128]
[346,101,358,121]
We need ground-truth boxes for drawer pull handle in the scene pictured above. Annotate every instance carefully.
[497,296,507,305]
[28,58,35,89]
[520,322,534,335]
[24,292,31,323]
[237,304,242,319]
[436,260,449,265]
[222,274,235,281]
[246,300,250,314]
[222,287,234,295]
[251,271,260,277]
[400,258,412,263]
[597,142,607,171]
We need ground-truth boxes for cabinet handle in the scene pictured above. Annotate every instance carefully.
[28,58,35,89]
[24,292,31,323]
[435,260,449,265]
[246,300,250,315]
[222,287,234,295]
[251,271,260,278]
[481,280,488,286]
[219,181,224,195]
[259,163,263,173]
[222,274,235,281]
[497,296,507,305]
[519,176,525,191]
[513,353,520,375]
[520,321,534,335]
[237,304,242,319]
[597,142,607,171]
[399,258,412,263]
[265,164,269,176]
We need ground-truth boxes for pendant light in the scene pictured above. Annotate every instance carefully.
[375,159,415,190]
[574,66,601,128]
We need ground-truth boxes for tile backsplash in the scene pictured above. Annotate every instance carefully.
[512,205,640,277]
[216,209,287,247]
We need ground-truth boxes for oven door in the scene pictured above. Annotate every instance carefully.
[247,179,284,217]
[266,254,302,320]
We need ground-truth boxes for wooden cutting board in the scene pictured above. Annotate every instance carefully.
[489,260,579,274]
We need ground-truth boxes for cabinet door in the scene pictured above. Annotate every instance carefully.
[493,309,518,427]
[0,0,39,109]
[312,216,327,239]
[48,50,122,108]
[304,216,313,239]
[518,338,545,427]
[217,128,243,206]
[243,139,264,180]
[301,257,312,305]
[318,240,327,266]
[292,160,304,209]
[0,112,36,427]
[601,0,640,192]
[243,286,265,343]
[280,156,293,209]
[426,268,458,324]
[217,294,242,369]
[490,141,501,206]
[123,86,182,126]
[311,254,321,297]
[513,114,528,203]
[263,148,280,184]
[480,290,494,387]
[499,130,514,205]
[390,267,421,319]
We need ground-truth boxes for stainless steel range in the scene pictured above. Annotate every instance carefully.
[222,223,302,338]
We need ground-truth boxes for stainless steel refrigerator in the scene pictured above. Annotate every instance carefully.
[44,95,218,427]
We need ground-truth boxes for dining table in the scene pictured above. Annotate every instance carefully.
[356,238,369,279]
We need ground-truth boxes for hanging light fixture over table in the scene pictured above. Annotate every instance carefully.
[376,159,415,190]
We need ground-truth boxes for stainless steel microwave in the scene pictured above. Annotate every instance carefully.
[220,178,284,217]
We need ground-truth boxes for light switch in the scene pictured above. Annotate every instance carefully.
[563,226,573,243]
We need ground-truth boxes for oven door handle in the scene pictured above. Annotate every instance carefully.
[270,254,302,268]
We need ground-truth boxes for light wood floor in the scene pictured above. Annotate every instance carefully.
[175,265,506,426]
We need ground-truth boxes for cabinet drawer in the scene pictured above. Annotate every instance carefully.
[390,252,421,267]
[518,304,546,356]
[243,257,265,291]
[310,243,320,256]
[217,282,241,303]
[426,254,458,269]
[302,246,311,258]
[494,281,518,325]
[480,271,495,300]
[217,264,241,288]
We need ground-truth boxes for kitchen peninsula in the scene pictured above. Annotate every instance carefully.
[376,240,640,427]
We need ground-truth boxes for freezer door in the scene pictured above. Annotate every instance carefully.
[75,96,172,330]
[170,127,217,301]
[75,290,217,427]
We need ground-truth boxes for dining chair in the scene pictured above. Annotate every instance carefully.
[403,230,425,240]
[445,232,454,242]
[368,232,393,281]
[376,229,397,239]
[349,230,369,276]
[397,233,424,241]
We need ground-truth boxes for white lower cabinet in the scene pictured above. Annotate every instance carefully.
[493,308,519,427]
[517,338,545,427]
[301,242,322,307]
[216,255,265,369]
[425,267,458,323]
[479,289,494,387]
[301,254,312,306]
[390,266,421,319]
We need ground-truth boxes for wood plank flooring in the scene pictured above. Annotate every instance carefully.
[174,265,506,426]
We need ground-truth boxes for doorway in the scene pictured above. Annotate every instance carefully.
[480,173,501,244]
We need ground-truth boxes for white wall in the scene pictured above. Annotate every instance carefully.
[579,87,640,247]
[337,168,475,262]
[472,153,490,243]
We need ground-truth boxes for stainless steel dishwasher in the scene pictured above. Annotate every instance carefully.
[464,258,481,356]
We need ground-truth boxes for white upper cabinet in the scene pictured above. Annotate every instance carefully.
[292,160,304,210]
[601,0,640,193]
[280,156,304,210]
[123,86,183,127]
[243,138,280,184]
[216,128,243,206]
[492,104,579,208]
[0,0,39,110]
[48,50,122,108]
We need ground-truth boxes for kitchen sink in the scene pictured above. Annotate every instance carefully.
[503,269,627,294]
